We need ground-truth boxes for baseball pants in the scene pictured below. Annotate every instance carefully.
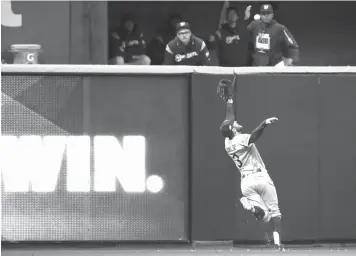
[240,171,281,218]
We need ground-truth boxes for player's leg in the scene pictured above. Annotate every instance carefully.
[257,178,283,249]
[240,195,271,222]
[240,180,271,222]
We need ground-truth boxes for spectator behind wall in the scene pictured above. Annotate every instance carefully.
[247,4,299,66]
[208,1,252,67]
[164,22,212,66]
[147,14,183,65]
[109,15,151,65]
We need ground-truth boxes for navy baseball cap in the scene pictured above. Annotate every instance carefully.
[176,21,190,33]
[260,4,274,13]
[220,120,234,137]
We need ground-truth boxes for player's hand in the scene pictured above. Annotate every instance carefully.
[265,117,278,125]
[244,5,252,20]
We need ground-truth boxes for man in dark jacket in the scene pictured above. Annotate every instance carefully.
[109,15,151,65]
[164,22,211,66]
[247,4,299,66]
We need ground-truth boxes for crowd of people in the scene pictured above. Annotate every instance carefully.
[108,1,299,67]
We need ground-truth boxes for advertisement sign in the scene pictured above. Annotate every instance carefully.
[1,75,188,241]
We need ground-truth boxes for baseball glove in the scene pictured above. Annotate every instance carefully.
[217,78,235,102]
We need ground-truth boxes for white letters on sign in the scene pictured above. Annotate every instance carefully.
[93,136,146,193]
[0,135,164,193]
[26,53,35,62]
[0,136,65,192]
[1,0,22,27]
[66,136,91,192]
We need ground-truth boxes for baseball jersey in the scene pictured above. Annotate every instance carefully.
[225,133,266,174]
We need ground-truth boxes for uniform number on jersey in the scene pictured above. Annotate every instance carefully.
[231,153,243,168]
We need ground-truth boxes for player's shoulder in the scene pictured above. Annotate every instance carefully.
[234,133,252,146]
[224,134,242,145]
[273,21,287,31]
[166,38,178,53]
[250,20,261,26]
[167,37,178,48]
[247,20,261,30]
[224,138,237,153]
[192,35,205,45]
[225,134,251,152]
[192,35,207,51]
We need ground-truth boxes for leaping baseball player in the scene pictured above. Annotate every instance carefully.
[217,78,284,250]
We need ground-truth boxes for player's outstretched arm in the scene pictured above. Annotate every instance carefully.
[249,117,278,144]
[225,99,235,121]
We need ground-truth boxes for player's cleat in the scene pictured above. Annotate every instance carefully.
[265,243,285,251]
[274,244,286,252]
[240,197,254,211]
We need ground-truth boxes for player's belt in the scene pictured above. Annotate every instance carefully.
[241,168,262,179]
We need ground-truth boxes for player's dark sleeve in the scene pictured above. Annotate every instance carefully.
[199,41,212,66]
[249,120,268,144]
[163,45,175,65]
[281,26,299,64]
